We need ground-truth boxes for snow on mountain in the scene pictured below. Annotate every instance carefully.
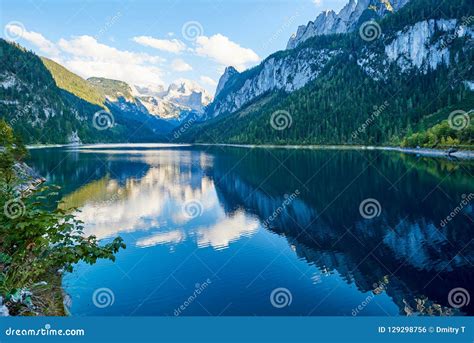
[135,79,212,120]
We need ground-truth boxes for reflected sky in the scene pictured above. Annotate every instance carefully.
[27,145,474,316]
[59,150,260,251]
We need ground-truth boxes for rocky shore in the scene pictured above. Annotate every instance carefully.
[13,162,46,194]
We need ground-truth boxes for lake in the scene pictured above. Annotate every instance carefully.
[27,144,474,316]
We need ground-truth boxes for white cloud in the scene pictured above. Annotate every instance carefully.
[195,34,260,71]
[200,76,217,87]
[5,24,166,87]
[64,59,164,88]
[4,23,60,57]
[57,35,165,86]
[133,35,186,54]
[171,58,192,72]
[58,35,163,65]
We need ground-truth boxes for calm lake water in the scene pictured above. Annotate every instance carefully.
[27,145,474,316]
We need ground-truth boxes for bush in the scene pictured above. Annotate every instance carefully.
[0,120,125,315]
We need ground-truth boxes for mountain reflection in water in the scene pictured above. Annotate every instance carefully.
[28,145,474,316]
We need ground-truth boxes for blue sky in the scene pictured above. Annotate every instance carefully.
[1,0,347,94]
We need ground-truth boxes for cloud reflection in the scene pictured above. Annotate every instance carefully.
[195,212,259,250]
[62,151,259,251]
[136,230,185,248]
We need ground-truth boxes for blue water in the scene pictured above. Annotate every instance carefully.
[27,145,474,316]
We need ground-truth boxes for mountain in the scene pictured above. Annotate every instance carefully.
[177,0,474,148]
[135,79,212,121]
[88,77,135,101]
[86,77,175,134]
[0,38,209,144]
[0,39,171,144]
[215,66,239,98]
[41,57,106,109]
[88,76,211,124]
[287,0,410,49]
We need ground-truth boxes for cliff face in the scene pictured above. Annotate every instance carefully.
[357,19,474,80]
[207,16,471,119]
[286,0,410,50]
[384,19,473,72]
[179,0,473,147]
[208,48,340,118]
[215,66,239,98]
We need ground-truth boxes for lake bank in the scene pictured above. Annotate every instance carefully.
[26,143,474,159]
[195,144,474,159]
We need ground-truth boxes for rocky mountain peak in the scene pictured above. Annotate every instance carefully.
[134,79,212,120]
[165,79,212,106]
[286,0,410,50]
[215,66,239,98]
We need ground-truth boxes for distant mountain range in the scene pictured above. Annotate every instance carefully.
[0,40,211,144]
[134,79,212,122]
[0,0,473,148]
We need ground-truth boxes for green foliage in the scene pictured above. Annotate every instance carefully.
[381,0,473,32]
[0,122,125,315]
[0,39,165,144]
[179,0,474,148]
[0,120,27,188]
[181,59,473,147]
[0,39,104,144]
[401,113,473,148]
[41,57,106,109]
[88,77,135,101]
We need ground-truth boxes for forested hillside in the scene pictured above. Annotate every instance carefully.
[0,40,168,144]
[178,0,474,148]
[41,57,106,109]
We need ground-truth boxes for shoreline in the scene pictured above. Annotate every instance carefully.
[198,144,474,159]
[26,143,474,159]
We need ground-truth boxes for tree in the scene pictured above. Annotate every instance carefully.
[0,120,125,315]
